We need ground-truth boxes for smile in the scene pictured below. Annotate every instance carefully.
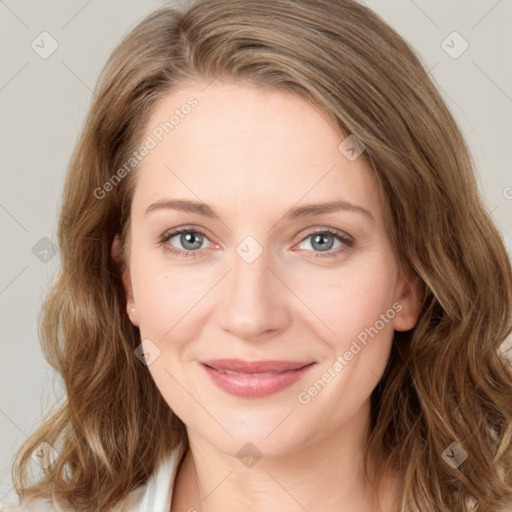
[199,359,316,398]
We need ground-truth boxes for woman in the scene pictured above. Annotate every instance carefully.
[5,0,512,510]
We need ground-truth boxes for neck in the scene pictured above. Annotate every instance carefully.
[171,399,401,512]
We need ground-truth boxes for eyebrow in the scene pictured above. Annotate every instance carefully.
[145,198,374,222]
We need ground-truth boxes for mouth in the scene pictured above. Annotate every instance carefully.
[199,359,316,398]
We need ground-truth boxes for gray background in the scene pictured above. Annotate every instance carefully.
[1,0,511,501]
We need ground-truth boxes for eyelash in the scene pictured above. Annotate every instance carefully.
[159,227,354,259]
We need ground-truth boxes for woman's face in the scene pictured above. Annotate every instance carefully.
[117,82,420,458]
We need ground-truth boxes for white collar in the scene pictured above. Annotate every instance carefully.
[129,443,187,512]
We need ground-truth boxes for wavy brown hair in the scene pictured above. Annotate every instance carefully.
[10,0,512,510]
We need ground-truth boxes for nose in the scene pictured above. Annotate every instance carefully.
[217,244,291,341]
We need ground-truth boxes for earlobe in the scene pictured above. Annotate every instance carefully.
[393,268,424,332]
[111,234,139,326]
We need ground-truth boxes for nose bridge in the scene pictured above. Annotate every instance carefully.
[231,245,269,301]
[218,237,289,338]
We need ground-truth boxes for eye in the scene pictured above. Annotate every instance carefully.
[159,226,354,259]
[159,227,214,258]
[296,228,354,258]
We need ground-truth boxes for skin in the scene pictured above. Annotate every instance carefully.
[112,82,421,512]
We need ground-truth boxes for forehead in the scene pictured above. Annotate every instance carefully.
[130,82,381,221]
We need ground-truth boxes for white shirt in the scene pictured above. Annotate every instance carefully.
[3,447,511,511]
[0,444,186,512]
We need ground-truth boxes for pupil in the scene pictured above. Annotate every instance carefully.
[182,232,202,250]
[313,234,333,251]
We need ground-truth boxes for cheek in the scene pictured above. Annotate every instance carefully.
[130,247,213,335]
[288,258,399,347]
[292,268,399,428]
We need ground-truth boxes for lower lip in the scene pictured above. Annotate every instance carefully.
[200,363,316,398]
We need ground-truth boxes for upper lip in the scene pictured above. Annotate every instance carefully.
[200,359,314,373]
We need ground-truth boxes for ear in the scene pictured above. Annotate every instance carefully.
[111,234,139,327]
[392,264,423,332]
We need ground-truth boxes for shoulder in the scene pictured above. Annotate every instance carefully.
[1,444,186,512]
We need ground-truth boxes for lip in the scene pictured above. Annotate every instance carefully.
[200,359,316,398]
